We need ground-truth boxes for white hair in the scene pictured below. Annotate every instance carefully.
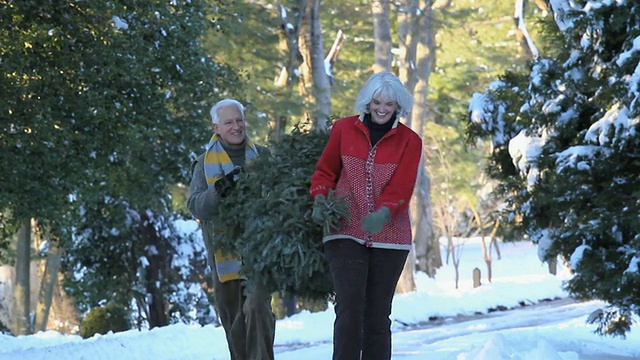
[210,98,245,124]
[354,72,414,120]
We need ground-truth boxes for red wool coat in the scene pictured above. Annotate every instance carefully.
[310,115,422,250]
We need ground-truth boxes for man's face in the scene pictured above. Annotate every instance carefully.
[213,105,246,145]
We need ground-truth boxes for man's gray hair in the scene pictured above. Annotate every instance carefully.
[354,72,414,120]
[210,98,245,124]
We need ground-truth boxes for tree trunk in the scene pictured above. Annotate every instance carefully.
[299,0,331,131]
[490,220,502,260]
[410,11,440,275]
[47,271,81,333]
[448,235,461,289]
[395,248,416,293]
[139,211,168,329]
[372,0,393,73]
[275,1,305,88]
[274,1,305,140]
[397,0,419,96]
[480,234,494,283]
[13,220,31,335]
[412,153,440,276]
[411,1,436,130]
[397,0,441,279]
[34,241,62,332]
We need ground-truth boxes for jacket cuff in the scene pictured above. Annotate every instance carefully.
[310,185,330,198]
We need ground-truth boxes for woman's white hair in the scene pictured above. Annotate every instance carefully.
[354,72,414,120]
[210,98,245,124]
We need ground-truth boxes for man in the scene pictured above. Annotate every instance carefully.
[187,98,275,360]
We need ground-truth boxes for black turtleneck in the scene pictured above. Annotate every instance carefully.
[363,113,395,147]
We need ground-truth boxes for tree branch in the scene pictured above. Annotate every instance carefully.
[324,29,345,86]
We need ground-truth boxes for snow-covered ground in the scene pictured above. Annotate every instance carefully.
[1,237,638,359]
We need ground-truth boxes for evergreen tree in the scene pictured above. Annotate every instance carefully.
[213,123,347,301]
[63,205,211,327]
[1,0,239,327]
[468,1,640,337]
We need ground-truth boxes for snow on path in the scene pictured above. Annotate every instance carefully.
[275,299,639,360]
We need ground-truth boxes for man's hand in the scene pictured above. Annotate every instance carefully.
[361,207,390,234]
[214,166,243,197]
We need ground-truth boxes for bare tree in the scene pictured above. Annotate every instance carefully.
[372,0,393,73]
[277,0,343,132]
[325,29,345,87]
[275,1,306,89]
[396,0,449,278]
[298,0,332,130]
[411,153,440,277]
[433,200,464,289]
[274,1,306,140]
[514,0,540,59]
[470,208,501,283]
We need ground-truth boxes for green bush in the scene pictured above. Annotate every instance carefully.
[213,122,347,301]
[0,319,11,335]
[79,303,131,339]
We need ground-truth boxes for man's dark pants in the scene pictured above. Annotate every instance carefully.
[324,239,408,360]
[205,241,275,360]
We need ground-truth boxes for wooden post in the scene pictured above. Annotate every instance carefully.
[473,267,481,288]
[548,258,557,275]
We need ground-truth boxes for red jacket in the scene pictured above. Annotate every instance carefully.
[310,115,422,250]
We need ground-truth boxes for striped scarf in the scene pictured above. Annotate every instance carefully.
[203,133,259,187]
[203,133,259,282]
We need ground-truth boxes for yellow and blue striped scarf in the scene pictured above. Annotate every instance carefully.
[203,133,259,282]
[203,133,259,188]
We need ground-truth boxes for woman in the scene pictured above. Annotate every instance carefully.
[310,72,422,360]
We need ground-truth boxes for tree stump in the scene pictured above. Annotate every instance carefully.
[473,267,481,288]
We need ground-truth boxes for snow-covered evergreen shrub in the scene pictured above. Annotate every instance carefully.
[467,1,640,337]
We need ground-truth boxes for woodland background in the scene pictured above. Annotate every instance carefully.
[0,0,558,337]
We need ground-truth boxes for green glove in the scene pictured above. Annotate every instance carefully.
[311,194,327,225]
[361,207,390,234]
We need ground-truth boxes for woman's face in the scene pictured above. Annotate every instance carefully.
[369,94,398,124]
